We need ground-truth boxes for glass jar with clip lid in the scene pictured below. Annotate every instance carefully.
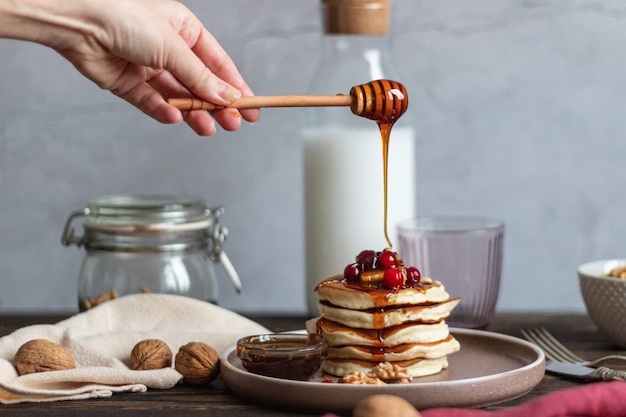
[61,194,241,311]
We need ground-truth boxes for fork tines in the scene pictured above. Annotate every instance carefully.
[521,327,584,364]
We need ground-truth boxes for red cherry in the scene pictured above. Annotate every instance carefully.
[344,263,361,280]
[378,250,397,269]
[356,250,377,271]
[406,266,421,283]
[383,268,405,289]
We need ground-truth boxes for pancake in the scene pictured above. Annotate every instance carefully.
[307,251,461,380]
[322,356,450,378]
[316,276,451,310]
[305,317,451,346]
[327,335,460,362]
[318,297,460,329]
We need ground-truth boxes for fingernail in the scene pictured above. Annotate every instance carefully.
[228,109,242,119]
[219,84,241,103]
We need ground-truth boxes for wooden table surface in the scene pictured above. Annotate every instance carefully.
[0,313,619,416]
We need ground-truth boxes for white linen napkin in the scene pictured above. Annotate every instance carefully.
[0,293,270,404]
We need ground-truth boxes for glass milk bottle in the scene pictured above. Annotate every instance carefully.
[303,0,416,314]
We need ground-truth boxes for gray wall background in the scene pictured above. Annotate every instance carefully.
[1,0,625,314]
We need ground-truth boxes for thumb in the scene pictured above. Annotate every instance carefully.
[163,30,242,105]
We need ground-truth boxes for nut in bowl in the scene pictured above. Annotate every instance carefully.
[578,259,626,348]
[236,333,327,381]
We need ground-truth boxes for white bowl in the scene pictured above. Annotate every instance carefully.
[578,259,626,348]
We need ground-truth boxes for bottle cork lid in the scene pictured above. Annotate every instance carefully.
[322,0,392,35]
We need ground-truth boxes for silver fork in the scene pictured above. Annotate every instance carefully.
[521,327,626,368]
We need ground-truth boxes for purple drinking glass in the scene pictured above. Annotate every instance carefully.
[397,216,504,329]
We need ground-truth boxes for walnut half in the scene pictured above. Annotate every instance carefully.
[339,371,385,385]
[339,362,413,385]
[370,362,413,384]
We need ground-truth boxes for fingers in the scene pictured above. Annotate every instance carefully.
[146,68,244,135]
[114,2,259,135]
[114,68,182,124]
[163,25,240,103]
[212,108,243,131]
[149,33,256,133]
[183,110,218,136]
[188,29,260,124]
[235,85,261,124]
[161,10,261,125]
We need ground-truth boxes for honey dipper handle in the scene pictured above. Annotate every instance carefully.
[167,94,353,111]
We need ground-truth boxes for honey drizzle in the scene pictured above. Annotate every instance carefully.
[379,121,393,250]
[370,80,408,251]
[347,80,409,251]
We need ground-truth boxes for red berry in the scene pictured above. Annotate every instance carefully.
[378,250,397,269]
[406,266,421,283]
[344,263,361,280]
[383,268,405,289]
[356,250,377,271]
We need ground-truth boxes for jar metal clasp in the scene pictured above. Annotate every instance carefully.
[61,209,89,247]
[207,206,242,293]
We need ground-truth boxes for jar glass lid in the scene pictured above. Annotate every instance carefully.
[83,194,211,232]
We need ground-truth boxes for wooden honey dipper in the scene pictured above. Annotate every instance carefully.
[167,79,408,123]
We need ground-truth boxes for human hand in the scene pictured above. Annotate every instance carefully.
[1,0,259,136]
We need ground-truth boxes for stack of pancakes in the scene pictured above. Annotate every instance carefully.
[306,276,460,378]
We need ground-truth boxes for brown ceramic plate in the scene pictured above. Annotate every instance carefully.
[220,328,545,414]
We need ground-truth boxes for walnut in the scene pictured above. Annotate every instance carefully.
[14,339,76,376]
[606,266,626,279]
[175,341,220,385]
[369,362,413,384]
[83,288,153,310]
[83,288,119,310]
[339,371,385,385]
[130,339,173,370]
[353,395,421,417]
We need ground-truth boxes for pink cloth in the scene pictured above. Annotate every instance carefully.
[322,381,626,417]
[420,381,626,417]
[423,381,626,417]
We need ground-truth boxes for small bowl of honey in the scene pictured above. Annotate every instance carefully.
[236,333,327,381]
